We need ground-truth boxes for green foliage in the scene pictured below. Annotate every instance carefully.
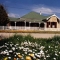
[1,35,60,46]
[0,35,60,60]
[24,35,34,42]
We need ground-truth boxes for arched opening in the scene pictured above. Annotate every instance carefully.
[51,22,57,28]
[16,21,25,26]
[30,23,39,27]
[10,21,15,26]
[40,23,45,28]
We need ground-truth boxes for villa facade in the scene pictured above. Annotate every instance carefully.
[1,12,60,31]
[8,14,60,30]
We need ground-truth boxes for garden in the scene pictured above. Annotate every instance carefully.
[0,35,60,60]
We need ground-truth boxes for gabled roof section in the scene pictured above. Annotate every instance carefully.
[20,11,48,22]
[47,14,60,20]
[9,12,55,23]
[46,14,60,22]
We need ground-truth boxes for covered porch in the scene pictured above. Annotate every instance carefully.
[3,21,45,30]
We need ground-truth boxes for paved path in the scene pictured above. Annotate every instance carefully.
[0,33,60,38]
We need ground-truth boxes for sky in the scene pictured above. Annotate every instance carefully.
[0,0,60,18]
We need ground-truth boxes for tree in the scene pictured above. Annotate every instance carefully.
[0,4,10,26]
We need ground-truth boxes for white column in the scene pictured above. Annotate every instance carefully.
[15,22,16,29]
[44,23,46,28]
[39,22,40,30]
[39,22,40,27]
[29,22,31,30]
[25,21,26,30]
[44,22,46,30]
[3,26,4,30]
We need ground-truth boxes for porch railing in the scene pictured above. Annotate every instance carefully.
[0,26,60,31]
[0,26,41,30]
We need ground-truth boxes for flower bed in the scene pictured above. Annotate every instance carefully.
[0,35,60,60]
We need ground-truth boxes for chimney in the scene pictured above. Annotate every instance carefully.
[40,11,41,15]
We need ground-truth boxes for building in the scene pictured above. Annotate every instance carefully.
[2,11,60,31]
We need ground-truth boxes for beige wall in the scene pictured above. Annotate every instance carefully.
[46,16,60,28]
[48,16,58,22]
[57,23,60,28]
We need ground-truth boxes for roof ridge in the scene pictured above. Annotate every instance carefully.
[47,14,60,20]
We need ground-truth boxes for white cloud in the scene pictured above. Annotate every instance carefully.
[31,5,60,15]
[8,13,20,18]
[32,7,53,14]
[8,5,60,17]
